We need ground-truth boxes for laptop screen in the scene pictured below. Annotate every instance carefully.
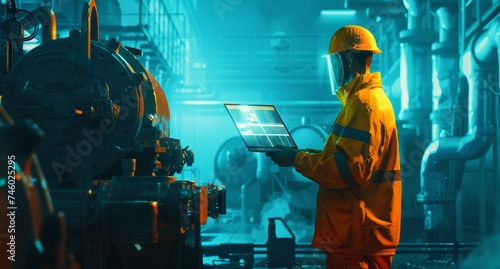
[224,104,297,152]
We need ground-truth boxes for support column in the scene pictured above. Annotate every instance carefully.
[399,0,436,138]
[397,0,437,241]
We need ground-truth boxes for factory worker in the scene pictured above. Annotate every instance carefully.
[266,25,402,269]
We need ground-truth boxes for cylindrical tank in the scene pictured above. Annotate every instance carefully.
[256,120,329,222]
[284,123,329,213]
[213,136,258,222]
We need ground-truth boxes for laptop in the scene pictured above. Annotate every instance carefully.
[224,104,298,152]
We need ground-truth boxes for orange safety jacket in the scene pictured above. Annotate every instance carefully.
[294,72,402,256]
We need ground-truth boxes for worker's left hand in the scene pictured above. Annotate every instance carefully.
[265,145,299,167]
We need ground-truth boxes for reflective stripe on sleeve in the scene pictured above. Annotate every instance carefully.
[334,151,361,196]
[329,124,343,136]
[330,124,371,145]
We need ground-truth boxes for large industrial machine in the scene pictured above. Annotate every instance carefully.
[0,1,225,268]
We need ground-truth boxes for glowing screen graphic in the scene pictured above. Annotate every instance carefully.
[225,104,297,152]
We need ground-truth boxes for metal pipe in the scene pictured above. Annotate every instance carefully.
[479,155,486,240]
[81,0,99,59]
[397,0,435,240]
[494,15,500,234]
[436,7,457,43]
[21,6,57,44]
[202,242,480,257]
[419,15,500,231]
[456,189,463,241]
[425,6,461,241]
[241,184,246,225]
[496,71,500,234]
[399,0,436,137]
[430,7,459,139]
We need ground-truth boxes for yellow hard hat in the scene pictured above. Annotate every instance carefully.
[327,25,382,54]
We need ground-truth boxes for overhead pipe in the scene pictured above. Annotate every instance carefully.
[419,15,499,235]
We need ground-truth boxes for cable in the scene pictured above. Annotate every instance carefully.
[18,9,38,41]
[253,258,269,266]
[253,258,305,269]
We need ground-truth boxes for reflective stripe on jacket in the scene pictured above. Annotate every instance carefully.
[294,72,402,255]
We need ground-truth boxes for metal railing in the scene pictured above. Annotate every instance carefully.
[461,0,500,52]
[202,241,480,267]
[139,0,185,77]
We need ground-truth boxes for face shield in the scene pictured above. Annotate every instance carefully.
[325,53,349,95]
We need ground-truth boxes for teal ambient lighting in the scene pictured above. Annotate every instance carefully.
[320,9,357,16]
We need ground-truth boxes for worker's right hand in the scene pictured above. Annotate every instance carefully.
[265,145,299,167]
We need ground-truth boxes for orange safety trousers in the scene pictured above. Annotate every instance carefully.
[326,253,393,269]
